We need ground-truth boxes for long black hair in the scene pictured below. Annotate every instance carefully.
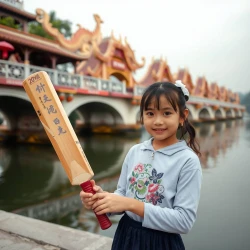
[139,82,201,156]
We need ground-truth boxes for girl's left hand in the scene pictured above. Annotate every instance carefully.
[91,193,128,215]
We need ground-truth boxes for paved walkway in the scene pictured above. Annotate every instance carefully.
[0,210,113,250]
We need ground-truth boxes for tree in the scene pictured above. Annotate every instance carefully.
[0,16,19,29]
[28,11,72,40]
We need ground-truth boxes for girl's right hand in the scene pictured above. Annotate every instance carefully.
[80,180,103,209]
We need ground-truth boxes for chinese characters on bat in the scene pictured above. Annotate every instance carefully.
[35,81,66,136]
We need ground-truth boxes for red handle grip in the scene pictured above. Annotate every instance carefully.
[80,180,112,230]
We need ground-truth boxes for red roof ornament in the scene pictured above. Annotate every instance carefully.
[0,41,14,59]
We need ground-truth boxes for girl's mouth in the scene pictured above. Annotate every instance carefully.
[153,129,166,131]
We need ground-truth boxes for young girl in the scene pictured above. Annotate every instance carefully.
[80,81,202,250]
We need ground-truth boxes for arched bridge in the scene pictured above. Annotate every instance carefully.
[0,60,245,141]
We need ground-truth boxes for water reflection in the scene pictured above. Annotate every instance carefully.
[0,121,245,211]
[80,135,135,180]
[245,117,250,142]
[0,145,71,211]
[0,135,136,212]
[0,119,249,242]
[0,147,11,184]
[196,120,244,168]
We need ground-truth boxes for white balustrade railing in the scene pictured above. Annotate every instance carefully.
[0,60,127,95]
[134,85,146,96]
[188,96,245,109]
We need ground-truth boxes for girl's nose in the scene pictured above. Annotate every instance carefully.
[154,115,163,125]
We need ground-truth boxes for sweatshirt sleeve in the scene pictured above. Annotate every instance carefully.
[143,158,202,234]
[107,151,129,217]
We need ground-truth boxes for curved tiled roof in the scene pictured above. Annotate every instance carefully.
[219,86,228,101]
[174,68,194,94]
[137,59,174,86]
[208,82,220,99]
[193,77,209,97]
[77,36,145,75]
[0,25,88,60]
[77,38,110,74]
[138,60,160,86]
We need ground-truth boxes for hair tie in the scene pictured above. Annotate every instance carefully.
[175,80,189,101]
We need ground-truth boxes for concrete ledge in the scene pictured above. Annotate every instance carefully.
[0,210,113,250]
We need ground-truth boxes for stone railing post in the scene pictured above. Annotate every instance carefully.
[24,64,29,78]
[53,69,58,85]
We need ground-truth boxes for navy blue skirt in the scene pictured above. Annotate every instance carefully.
[111,213,185,250]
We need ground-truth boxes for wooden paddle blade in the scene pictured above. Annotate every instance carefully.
[22,71,94,185]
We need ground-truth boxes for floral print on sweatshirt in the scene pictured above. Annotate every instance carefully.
[128,163,165,205]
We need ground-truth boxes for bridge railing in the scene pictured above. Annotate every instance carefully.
[134,85,146,96]
[133,84,245,110]
[0,60,246,110]
[189,96,245,109]
[0,60,127,95]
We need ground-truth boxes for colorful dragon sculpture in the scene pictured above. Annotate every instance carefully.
[35,8,103,57]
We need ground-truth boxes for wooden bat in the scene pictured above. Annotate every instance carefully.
[22,71,112,230]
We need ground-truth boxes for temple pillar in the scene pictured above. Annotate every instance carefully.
[50,56,57,69]
[24,49,31,64]
[23,22,28,33]
[73,61,77,74]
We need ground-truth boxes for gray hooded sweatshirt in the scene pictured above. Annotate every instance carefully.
[114,138,202,234]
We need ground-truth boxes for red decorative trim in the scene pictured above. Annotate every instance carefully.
[0,77,22,86]
[77,88,109,96]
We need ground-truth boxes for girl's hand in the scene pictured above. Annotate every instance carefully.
[91,193,129,215]
[80,180,103,209]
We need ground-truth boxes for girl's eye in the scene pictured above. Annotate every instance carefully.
[164,112,172,116]
[146,111,154,116]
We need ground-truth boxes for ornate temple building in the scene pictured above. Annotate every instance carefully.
[137,58,174,85]
[173,68,194,95]
[208,82,220,99]
[193,76,209,97]
[219,86,228,102]
[76,34,145,90]
[129,58,174,105]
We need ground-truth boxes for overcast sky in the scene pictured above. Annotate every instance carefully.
[24,0,250,93]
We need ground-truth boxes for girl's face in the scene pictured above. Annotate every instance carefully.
[143,95,187,150]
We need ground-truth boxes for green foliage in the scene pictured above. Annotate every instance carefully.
[28,11,72,40]
[28,21,53,39]
[0,16,19,29]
